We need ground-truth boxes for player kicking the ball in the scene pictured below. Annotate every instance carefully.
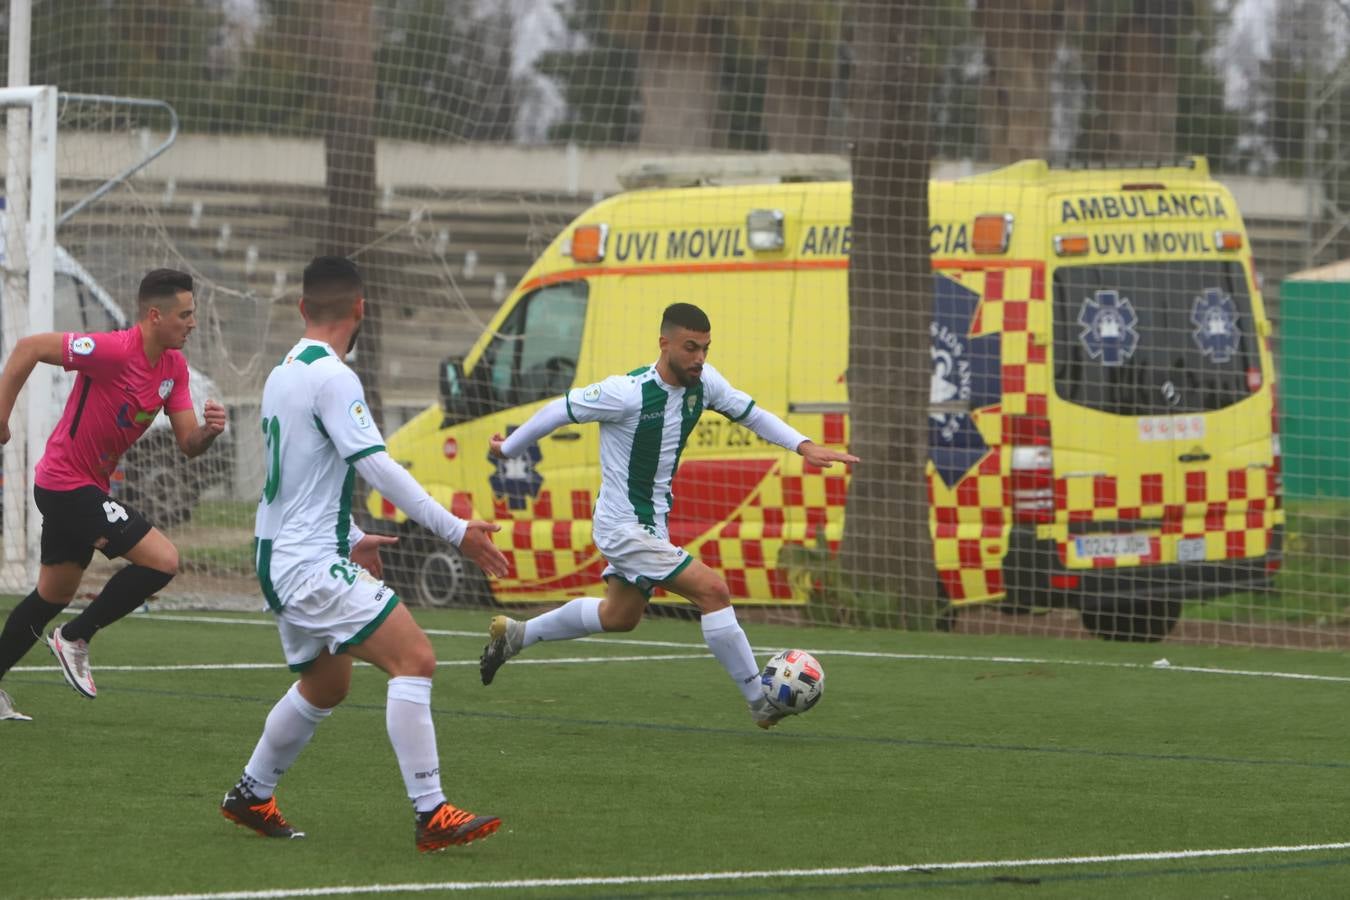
[479,302,858,728]
[219,257,509,852]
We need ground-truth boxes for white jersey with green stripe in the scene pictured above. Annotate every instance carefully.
[565,361,753,534]
[254,338,385,607]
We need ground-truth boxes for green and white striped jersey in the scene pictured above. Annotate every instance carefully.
[565,361,753,533]
[254,339,385,609]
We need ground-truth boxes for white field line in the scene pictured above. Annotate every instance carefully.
[112,612,1350,685]
[71,840,1350,900]
[9,654,710,674]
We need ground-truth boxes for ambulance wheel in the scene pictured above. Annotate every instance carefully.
[390,534,492,608]
[1080,597,1180,643]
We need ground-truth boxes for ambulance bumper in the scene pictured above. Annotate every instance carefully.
[1003,524,1284,606]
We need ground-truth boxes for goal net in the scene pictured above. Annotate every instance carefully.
[4,1,1350,649]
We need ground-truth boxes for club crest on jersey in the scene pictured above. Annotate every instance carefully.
[70,336,95,356]
[349,400,372,429]
[582,384,602,402]
[158,379,174,399]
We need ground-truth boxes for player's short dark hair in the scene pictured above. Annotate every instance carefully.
[136,268,193,317]
[302,255,364,323]
[661,302,711,334]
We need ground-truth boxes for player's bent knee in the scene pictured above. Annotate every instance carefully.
[392,644,436,679]
[691,582,731,612]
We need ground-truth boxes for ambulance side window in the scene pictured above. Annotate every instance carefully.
[481,281,588,409]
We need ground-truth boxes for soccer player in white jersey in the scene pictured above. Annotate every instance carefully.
[480,302,858,728]
[220,257,510,852]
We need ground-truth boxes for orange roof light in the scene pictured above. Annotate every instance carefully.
[972,213,1013,254]
[1214,230,1243,251]
[1054,234,1090,256]
[569,224,609,263]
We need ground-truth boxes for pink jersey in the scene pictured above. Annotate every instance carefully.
[34,328,193,492]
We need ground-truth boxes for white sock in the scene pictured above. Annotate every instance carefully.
[242,682,332,799]
[700,606,762,702]
[386,675,446,814]
[522,596,603,647]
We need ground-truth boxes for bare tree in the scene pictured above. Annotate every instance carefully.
[610,1,730,149]
[314,0,384,431]
[838,0,937,626]
[975,0,1062,162]
[1079,0,1186,162]
[755,0,843,152]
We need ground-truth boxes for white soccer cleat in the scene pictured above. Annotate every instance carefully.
[748,695,787,730]
[47,626,97,699]
[0,688,32,721]
[479,615,525,686]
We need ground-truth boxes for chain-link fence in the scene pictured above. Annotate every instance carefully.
[1,0,1348,648]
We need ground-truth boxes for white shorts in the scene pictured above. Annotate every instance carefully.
[271,556,400,671]
[595,522,692,598]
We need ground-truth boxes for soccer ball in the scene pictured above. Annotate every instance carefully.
[760,649,824,715]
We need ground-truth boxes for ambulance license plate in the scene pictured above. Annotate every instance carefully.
[1073,534,1151,559]
[1176,537,1208,562]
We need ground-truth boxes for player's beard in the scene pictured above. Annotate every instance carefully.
[346,322,363,357]
[676,364,702,388]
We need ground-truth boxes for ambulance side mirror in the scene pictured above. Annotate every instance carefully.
[439,355,492,427]
[439,356,468,427]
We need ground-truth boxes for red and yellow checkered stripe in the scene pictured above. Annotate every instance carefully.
[929,263,1045,603]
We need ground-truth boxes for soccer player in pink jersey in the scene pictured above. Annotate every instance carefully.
[0,269,227,721]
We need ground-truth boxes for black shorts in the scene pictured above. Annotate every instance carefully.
[33,485,153,568]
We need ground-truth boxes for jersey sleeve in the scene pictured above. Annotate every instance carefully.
[700,364,755,422]
[164,353,194,414]
[61,330,128,378]
[565,375,632,424]
[314,367,387,463]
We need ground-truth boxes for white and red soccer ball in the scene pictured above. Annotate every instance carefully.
[761,649,824,715]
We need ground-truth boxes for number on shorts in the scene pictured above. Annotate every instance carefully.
[262,415,282,503]
[329,561,358,585]
[102,500,129,524]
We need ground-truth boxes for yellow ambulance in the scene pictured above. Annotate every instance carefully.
[368,155,1282,641]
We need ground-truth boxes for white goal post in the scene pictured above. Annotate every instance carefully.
[1,84,57,590]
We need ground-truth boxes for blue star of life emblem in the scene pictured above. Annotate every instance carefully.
[1191,287,1240,363]
[1078,289,1139,366]
[489,425,543,510]
[928,275,1001,489]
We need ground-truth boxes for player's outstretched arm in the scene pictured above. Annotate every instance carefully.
[796,440,860,468]
[169,400,228,458]
[737,406,860,468]
[353,451,508,577]
[0,333,64,445]
[459,521,509,578]
[490,396,570,459]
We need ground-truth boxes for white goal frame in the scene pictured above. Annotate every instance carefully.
[2,84,57,588]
